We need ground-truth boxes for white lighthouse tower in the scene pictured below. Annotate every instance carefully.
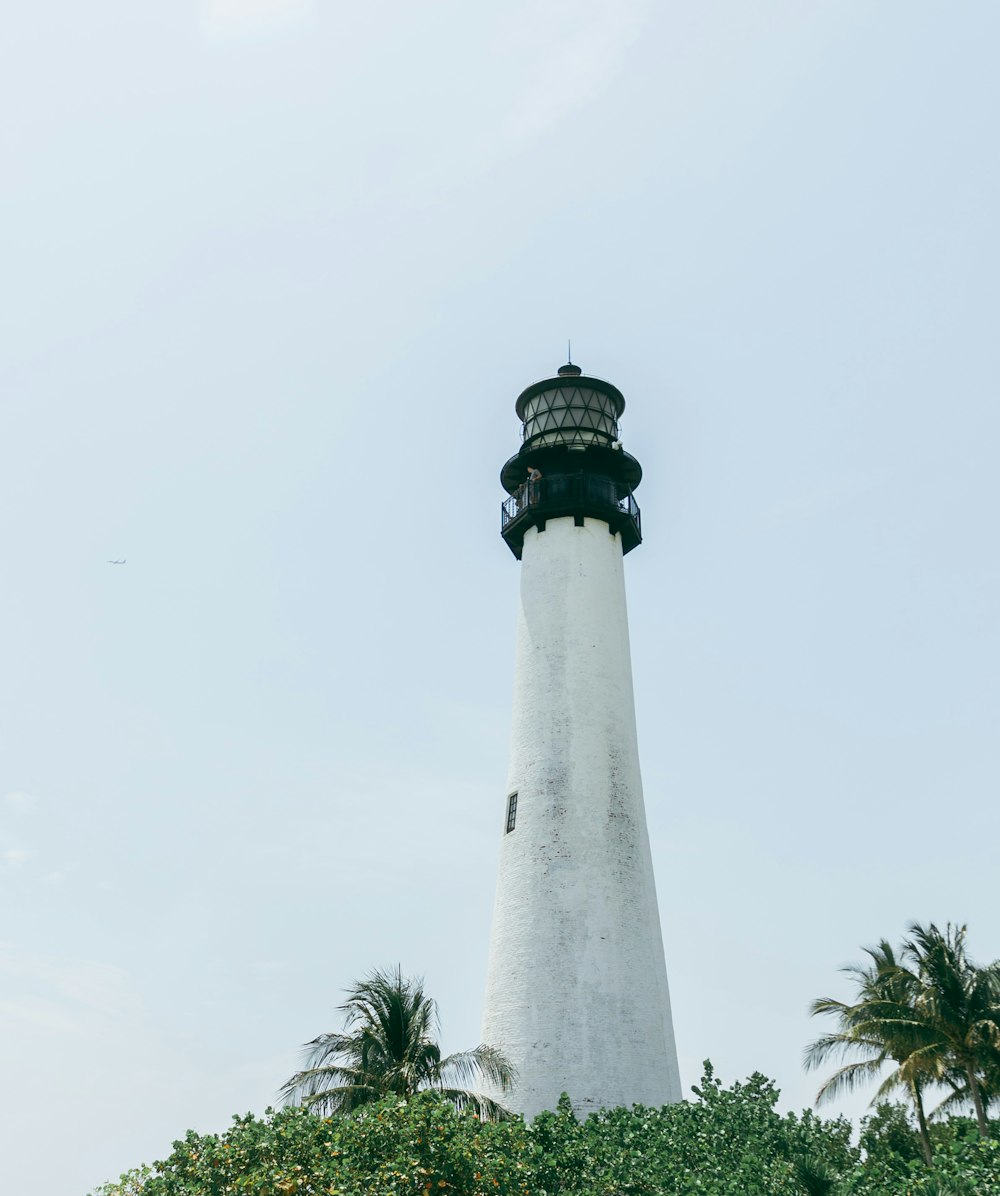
[481,360,682,1119]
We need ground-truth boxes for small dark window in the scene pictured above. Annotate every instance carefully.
[505,792,518,834]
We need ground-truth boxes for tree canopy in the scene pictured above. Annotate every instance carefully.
[806,922,1000,1156]
[93,929,1000,1195]
[92,1067,1000,1196]
[279,966,515,1122]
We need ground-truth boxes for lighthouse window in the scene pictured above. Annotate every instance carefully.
[505,792,518,834]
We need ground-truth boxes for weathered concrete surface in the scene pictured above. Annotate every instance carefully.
[482,515,681,1119]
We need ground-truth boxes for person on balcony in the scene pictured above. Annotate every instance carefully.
[527,465,543,505]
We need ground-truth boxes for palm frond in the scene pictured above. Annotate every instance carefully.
[804,1032,885,1072]
[278,1062,369,1104]
[434,1086,516,1122]
[301,1083,384,1116]
[791,1155,837,1196]
[814,1058,889,1104]
[439,1045,517,1092]
[297,1033,364,1070]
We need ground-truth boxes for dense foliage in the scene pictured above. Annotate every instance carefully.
[95,931,1000,1194]
[93,1066,1000,1196]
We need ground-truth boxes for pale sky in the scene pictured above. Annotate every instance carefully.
[2,3,999,1192]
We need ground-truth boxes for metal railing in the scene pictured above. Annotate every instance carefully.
[501,473,641,538]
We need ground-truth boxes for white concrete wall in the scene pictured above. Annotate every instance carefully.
[481,515,682,1119]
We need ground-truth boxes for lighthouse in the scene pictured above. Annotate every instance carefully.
[481,360,682,1118]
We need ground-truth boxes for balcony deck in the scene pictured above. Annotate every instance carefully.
[501,472,642,559]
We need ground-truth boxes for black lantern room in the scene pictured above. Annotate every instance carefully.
[500,362,643,559]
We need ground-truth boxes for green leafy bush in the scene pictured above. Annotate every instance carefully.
[93,1066,998,1196]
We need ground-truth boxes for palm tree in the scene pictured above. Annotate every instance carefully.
[805,940,940,1164]
[279,966,516,1121]
[901,922,1000,1138]
[791,1154,838,1196]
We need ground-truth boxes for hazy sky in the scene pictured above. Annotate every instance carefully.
[2,2,999,1192]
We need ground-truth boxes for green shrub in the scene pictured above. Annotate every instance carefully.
[92,1066,999,1196]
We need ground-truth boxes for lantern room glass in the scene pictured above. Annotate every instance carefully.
[522,387,620,448]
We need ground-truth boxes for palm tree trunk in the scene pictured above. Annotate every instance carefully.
[912,1082,933,1165]
[966,1065,990,1137]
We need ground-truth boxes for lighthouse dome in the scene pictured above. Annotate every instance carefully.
[515,365,625,452]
